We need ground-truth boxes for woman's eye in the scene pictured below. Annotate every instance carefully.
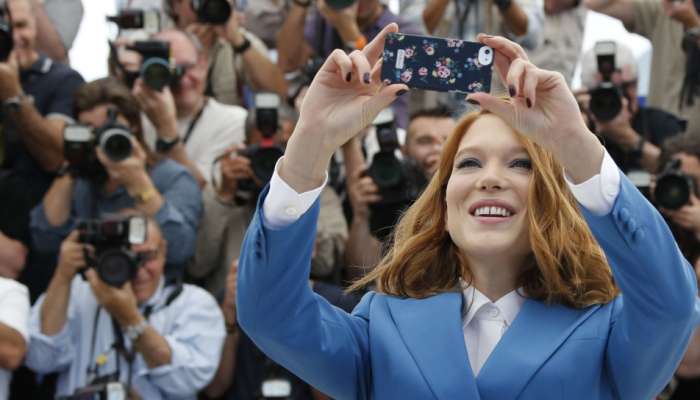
[456,158,481,169]
[510,159,532,170]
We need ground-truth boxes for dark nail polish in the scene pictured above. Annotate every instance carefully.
[346,72,352,82]
[363,72,370,84]
[526,98,532,108]
[396,89,407,97]
[467,98,480,106]
[508,85,516,97]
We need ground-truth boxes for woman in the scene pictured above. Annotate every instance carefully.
[30,78,202,274]
[237,24,700,399]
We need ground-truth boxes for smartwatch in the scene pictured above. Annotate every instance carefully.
[124,320,148,342]
[2,93,34,114]
[155,136,181,153]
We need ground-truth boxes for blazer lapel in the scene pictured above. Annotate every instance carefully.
[387,292,481,400]
[476,299,600,400]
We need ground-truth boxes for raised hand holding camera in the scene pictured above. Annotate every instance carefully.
[56,230,93,283]
[280,23,407,192]
[132,78,178,138]
[84,268,142,328]
[466,34,603,183]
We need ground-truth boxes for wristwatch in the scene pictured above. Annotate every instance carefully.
[629,136,645,160]
[2,93,34,114]
[346,35,368,51]
[155,135,181,153]
[123,319,148,342]
[493,0,513,11]
[131,186,158,204]
[233,36,252,54]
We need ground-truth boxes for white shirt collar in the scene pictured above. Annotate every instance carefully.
[460,280,527,328]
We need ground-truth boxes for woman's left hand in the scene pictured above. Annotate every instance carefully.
[467,34,604,182]
[96,136,149,189]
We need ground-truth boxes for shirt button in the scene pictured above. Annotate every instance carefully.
[285,206,298,217]
[489,307,499,318]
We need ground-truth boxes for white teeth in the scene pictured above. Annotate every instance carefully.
[474,206,512,217]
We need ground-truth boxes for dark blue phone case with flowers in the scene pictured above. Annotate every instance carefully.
[381,33,493,94]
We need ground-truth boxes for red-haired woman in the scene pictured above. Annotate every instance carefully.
[237,23,700,400]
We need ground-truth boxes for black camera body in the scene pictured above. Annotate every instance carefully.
[127,41,183,91]
[63,109,133,181]
[234,93,285,204]
[590,41,623,122]
[367,109,426,240]
[326,0,357,9]
[78,216,148,288]
[0,10,12,63]
[655,159,697,210]
[106,8,160,33]
[192,0,232,25]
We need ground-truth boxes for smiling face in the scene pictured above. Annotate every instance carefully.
[445,114,532,267]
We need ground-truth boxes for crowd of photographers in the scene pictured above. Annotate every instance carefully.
[0,0,698,398]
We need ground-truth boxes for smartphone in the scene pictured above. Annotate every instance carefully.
[381,33,494,94]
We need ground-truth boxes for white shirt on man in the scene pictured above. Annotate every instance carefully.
[260,150,621,375]
[142,98,247,183]
[0,278,30,400]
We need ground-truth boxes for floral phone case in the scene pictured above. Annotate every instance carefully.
[381,33,494,94]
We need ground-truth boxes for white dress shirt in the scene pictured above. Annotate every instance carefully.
[262,150,621,375]
[0,278,29,400]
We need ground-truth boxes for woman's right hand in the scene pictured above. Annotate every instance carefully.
[281,23,407,192]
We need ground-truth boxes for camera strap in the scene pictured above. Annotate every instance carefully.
[454,0,478,39]
[182,98,208,145]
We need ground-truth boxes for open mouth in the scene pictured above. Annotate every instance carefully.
[471,206,513,218]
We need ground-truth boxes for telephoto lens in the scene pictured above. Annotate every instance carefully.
[589,83,622,122]
[192,0,232,25]
[654,159,695,210]
[98,127,133,162]
[141,57,172,91]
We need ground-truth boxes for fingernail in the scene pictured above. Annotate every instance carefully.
[346,72,352,82]
[363,72,370,84]
[508,85,516,97]
[467,98,480,106]
[526,98,532,108]
[396,89,407,96]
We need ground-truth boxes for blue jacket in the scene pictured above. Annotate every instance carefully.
[237,172,700,400]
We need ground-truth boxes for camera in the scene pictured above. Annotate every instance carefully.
[0,9,12,62]
[78,216,148,288]
[367,109,427,241]
[589,41,623,122]
[192,0,232,25]
[57,381,127,400]
[64,108,133,181]
[127,41,184,91]
[326,0,357,9]
[106,9,160,34]
[234,93,285,204]
[654,159,696,210]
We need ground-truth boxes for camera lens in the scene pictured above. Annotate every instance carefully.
[369,153,403,189]
[196,0,232,25]
[589,84,622,122]
[97,249,135,287]
[655,174,691,210]
[0,21,12,62]
[141,58,171,91]
[99,128,132,162]
[251,147,284,183]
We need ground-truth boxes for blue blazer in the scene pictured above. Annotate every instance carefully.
[237,172,700,400]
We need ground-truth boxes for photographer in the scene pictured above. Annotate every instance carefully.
[131,29,248,188]
[656,132,700,242]
[579,41,684,174]
[166,0,287,107]
[276,0,420,128]
[25,219,225,399]
[30,77,202,278]
[0,0,83,294]
[345,107,453,273]
[584,0,700,131]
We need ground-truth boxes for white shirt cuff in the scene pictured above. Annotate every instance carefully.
[564,149,621,216]
[262,157,328,230]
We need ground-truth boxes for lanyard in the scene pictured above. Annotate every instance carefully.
[182,99,208,145]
